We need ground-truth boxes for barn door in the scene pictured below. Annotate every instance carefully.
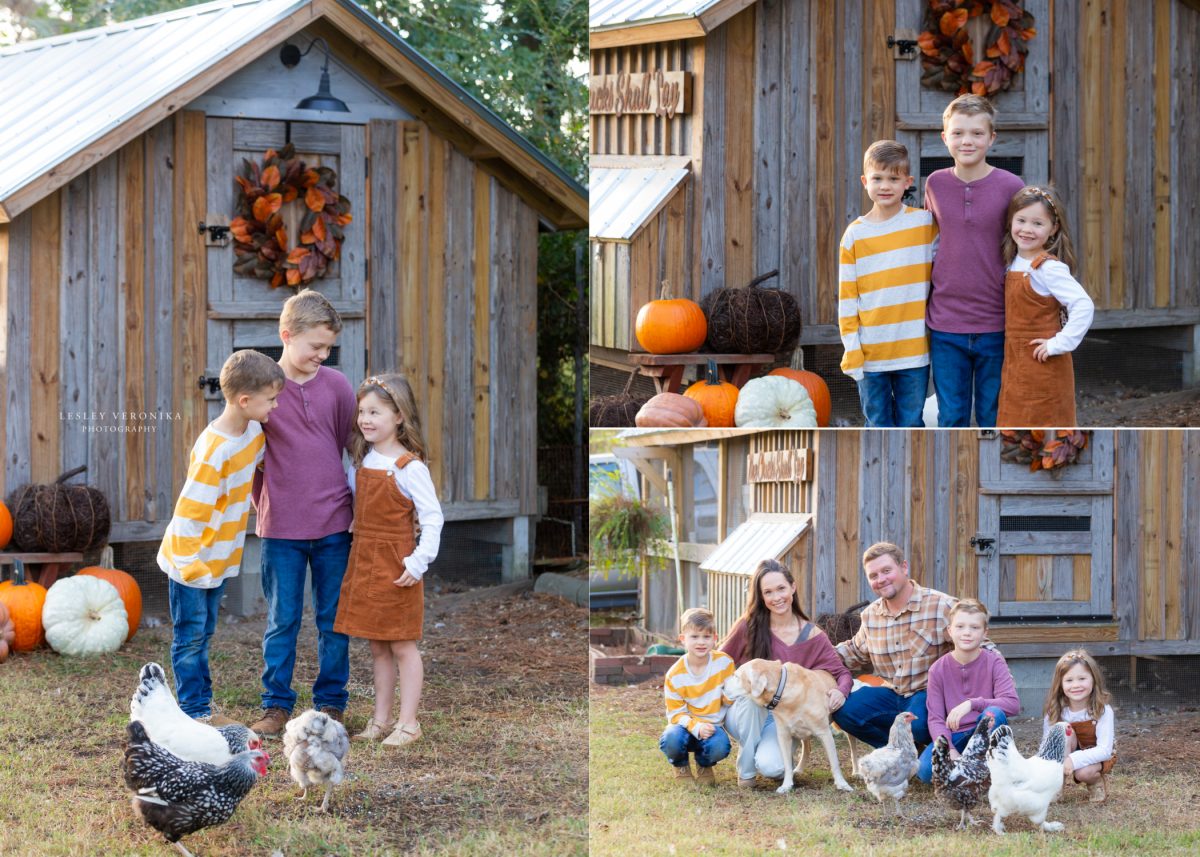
[976,432,1114,619]
[203,117,367,420]
[893,0,1050,204]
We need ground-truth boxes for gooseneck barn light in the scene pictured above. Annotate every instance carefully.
[280,37,350,113]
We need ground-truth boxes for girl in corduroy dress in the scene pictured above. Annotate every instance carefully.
[334,373,443,747]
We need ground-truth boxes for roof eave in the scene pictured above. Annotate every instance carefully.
[589,0,758,49]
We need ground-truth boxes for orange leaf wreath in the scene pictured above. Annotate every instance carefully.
[231,143,353,290]
[919,0,1036,97]
[999,429,1089,472]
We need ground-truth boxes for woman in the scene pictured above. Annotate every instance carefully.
[720,559,851,787]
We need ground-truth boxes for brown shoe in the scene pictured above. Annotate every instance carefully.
[673,764,693,780]
[737,777,757,789]
[1088,776,1107,803]
[250,706,291,738]
[695,765,716,786]
[318,706,344,724]
[207,712,240,728]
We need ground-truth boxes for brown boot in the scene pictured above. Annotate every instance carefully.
[318,706,344,724]
[673,764,693,780]
[1088,775,1107,803]
[250,706,291,738]
[695,765,716,786]
[207,711,240,728]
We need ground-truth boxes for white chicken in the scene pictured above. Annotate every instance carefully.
[130,662,261,765]
[986,722,1073,835]
[282,709,351,812]
[857,712,920,818]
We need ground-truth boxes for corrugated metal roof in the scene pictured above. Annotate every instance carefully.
[590,0,721,30]
[615,428,763,446]
[590,164,689,241]
[700,513,812,575]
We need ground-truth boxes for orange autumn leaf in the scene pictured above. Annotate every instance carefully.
[1043,439,1063,452]
[972,61,995,77]
[286,268,302,286]
[1040,456,1055,470]
[281,186,298,203]
[962,39,973,64]
[312,217,327,242]
[300,230,316,245]
[991,3,1010,27]
[335,211,352,226]
[302,169,320,188]
[252,193,282,222]
[270,271,284,289]
[275,228,288,250]
[971,81,987,96]
[918,30,939,56]
[261,165,281,191]
[1020,27,1036,40]
[305,186,326,212]
[264,148,278,162]
[940,8,967,37]
[286,247,311,264]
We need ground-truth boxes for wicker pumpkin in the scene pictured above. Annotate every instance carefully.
[77,546,141,642]
[635,282,707,354]
[5,465,111,552]
[683,360,739,428]
[699,270,803,354]
[769,348,832,427]
[0,559,48,652]
[0,600,15,663]
[0,500,12,549]
[590,370,649,427]
[734,375,819,428]
[42,575,128,657]
[635,393,708,428]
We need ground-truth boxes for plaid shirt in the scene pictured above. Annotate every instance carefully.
[836,583,993,697]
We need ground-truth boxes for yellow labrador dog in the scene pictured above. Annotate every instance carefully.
[732,658,855,795]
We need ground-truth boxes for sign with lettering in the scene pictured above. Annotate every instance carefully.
[589,71,692,119]
[746,449,812,484]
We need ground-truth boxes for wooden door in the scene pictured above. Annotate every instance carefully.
[976,432,1114,619]
[202,117,367,419]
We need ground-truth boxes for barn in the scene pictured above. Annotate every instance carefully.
[0,0,587,601]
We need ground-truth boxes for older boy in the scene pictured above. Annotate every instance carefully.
[251,289,358,738]
[839,140,938,427]
[158,349,284,723]
[660,608,735,785]
[925,94,1025,427]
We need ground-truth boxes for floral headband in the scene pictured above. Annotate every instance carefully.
[362,376,403,412]
[1025,186,1060,220]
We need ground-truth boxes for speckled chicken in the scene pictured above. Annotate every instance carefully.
[857,712,920,817]
[932,712,993,828]
[282,709,350,812]
[986,722,1073,835]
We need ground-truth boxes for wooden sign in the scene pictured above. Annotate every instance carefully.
[589,71,692,119]
[746,449,812,484]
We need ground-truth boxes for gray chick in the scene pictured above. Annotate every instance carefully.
[281,710,350,812]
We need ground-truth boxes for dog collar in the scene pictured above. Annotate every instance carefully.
[765,667,787,711]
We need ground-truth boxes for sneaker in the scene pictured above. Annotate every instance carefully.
[318,706,344,724]
[353,719,395,741]
[695,765,716,786]
[250,706,291,738]
[382,721,422,747]
[1088,777,1107,803]
[673,764,693,780]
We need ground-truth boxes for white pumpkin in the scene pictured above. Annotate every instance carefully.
[734,375,819,428]
[42,576,128,656]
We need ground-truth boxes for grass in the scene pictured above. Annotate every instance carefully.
[0,585,588,856]
[590,684,1200,856]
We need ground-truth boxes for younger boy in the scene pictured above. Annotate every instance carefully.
[839,139,938,427]
[917,598,1020,782]
[158,349,284,723]
[660,607,735,785]
[925,94,1025,427]
[251,289,359,738]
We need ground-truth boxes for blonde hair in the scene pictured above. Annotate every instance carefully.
[1043,649,1111,722]
[862,541,905,567]
[1001,186,1079,273]
[680,607,717,636]
[279,288,343,335]
[348,372,427,466]
[863,139,911,176]
[942,93,996,133]
[949,598,989,625]
[219,349,284,401]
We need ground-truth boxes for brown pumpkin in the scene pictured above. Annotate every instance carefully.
[635,282,707,354]
[0,559,48,652]
[635,393,709,428]
[769,348,832,427]
[683,360,740,428]
[0,600,14,663]
[0,500,11,549]
[77,546,142,642]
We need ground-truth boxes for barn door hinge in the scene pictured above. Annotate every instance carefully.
[970,535,996,558]
[888,31,919,60]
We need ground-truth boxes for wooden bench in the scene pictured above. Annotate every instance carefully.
[631,353,776,394]
[0,552,85,587]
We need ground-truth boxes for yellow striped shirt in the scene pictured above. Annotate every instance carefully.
[157,421,265,588]
[664,651,735,735]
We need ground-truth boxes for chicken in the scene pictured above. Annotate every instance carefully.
[986,722,1073,835]
[932,712,993,829]
[130,662,261,765]
[123,720,269,857]
[856,712,919,817]
[282,709,350,812]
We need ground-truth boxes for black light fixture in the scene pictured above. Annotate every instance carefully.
[280,37,350,113]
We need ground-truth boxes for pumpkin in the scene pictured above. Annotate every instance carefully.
[0,600,14,663]
[635,393,708,428]
[590,369,649,427]
[734,375,819,428]
[635,282,708,354]
[5,464,111,552]
[683,360,739,428]
[42,575,128,656]
[769,348,832,427]
[0,500,12,549]
[0,559,48,652]
[77,546,142,641]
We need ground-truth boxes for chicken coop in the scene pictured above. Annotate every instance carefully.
[0,0,587,599]
[589,0,1200,412]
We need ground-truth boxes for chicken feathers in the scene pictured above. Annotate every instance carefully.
[857,712,919,817]
[931,712,993,828]
[130,663,260,765]
[986,722,1072,835]
[282,709,350,812]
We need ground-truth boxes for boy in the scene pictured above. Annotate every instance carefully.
[839,139,938,427]
[251,289,359,738]
[660,607,735,785]
[925,94,1025,427]
[158,349,284,724]
[917,598,1020,783]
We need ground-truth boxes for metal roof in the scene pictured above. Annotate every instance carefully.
[589,0,722,30]
[699,513,812,575]
[590,163,689,241]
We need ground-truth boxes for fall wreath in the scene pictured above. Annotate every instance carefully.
[231,143,353,289]
[918,0,1036,97]
[1000,429,1089,472]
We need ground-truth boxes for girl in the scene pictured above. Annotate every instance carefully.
[1043,649,1115,803]
[719,560,850,787]
[996,186,1094,427]
[334,373,444,747]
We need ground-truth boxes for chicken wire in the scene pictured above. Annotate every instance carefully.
[537,444,585,559]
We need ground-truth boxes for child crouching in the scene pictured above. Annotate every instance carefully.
[1044,649,1116,802]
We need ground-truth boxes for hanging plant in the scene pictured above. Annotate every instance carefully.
[999,429,1089,472]
[231,142,353,289]
[589,492,669,580]
[918,0,1036,97]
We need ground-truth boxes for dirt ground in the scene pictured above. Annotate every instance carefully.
[1077,385,1200,427]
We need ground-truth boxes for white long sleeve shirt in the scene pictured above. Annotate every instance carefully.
[1042,704,1115,769]
[1009,255,1095,355]
[347,448,443,580]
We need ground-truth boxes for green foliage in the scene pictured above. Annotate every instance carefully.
[589,472,668,578]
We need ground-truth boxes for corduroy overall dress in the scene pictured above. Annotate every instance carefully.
[1071,717,1116,774]
[996,252,1077,427]
[333,453,423,641]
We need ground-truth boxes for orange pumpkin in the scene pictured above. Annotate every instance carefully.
[0,500,11,549]
[683,360,739,428]
[0,600,14,663]
[634,282,707,354]
[769,348,832,427]
[635,393,708,428]
[0,559,48,652]
[77,546,141,641]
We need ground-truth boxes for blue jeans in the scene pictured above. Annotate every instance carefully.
[168,579,225,718]
[832,686,931,749]
[929,329,1004,427]
[916,706,1008,783]
[260,532,352,712]
[857,366,930,428]
[659,724,732,769]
